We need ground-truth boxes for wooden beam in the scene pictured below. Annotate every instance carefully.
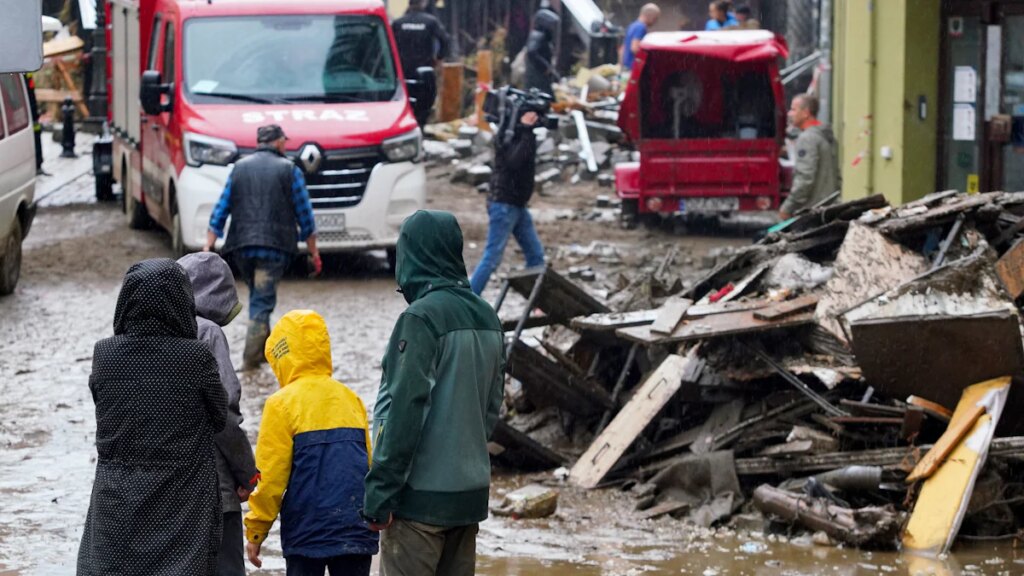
[439,62,464,122]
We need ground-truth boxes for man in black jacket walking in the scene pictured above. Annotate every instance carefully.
[469,111,544,295]
[204,124,321,369]
[392,0,449,127]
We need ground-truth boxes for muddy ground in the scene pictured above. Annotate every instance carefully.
[0,135,1020,575]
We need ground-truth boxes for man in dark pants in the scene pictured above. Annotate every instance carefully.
[204,124,321,369]
[392,0,449,127]
[469,111,543,295]
[524,7,560,94]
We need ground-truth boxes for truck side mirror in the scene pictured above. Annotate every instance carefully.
[140,70,172,116]
[408,66,437,121]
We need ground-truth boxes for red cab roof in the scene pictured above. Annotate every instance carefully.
[640,30,789,62]
[175,0,386,18]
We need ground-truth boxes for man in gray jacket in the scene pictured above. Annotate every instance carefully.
[179,252,259,576]
[779,94,841,218]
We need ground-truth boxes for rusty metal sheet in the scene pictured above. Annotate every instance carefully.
[996,239,1024,299]
[849,312,1024,435]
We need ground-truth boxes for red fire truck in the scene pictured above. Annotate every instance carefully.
[616,31,790,228]
[94,0,432,260]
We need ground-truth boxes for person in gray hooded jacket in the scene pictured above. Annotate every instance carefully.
[179,252,260,576]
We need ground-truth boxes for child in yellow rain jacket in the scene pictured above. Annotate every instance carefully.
[243,310,378,576]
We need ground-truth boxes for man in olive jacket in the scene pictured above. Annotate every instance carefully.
[779,94,841,218]
[363,210,505,576]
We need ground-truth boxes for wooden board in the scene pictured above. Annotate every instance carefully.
[43,36,84,58]
[906,382,1001,483]
[650,298,693,335]
[995,238,1024,299]
[508,339,612,417]
[637,500,688,520]
[570,353,694,489]
[691,399,743,455]
[439,63,464,122]
[570,309,658,332]
[903,377,1011,556]
[474,50,493,132]
[908,395,953,423]
[33,88,82,103]
[754,295,820,321]
[616,309,814,345]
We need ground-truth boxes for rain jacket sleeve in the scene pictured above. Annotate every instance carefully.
[781,129,821,215]
[201,326,259,490]
[363,313,438,521]
[244,393,293,544]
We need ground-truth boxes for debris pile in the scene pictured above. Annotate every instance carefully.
[487,191,1024,554]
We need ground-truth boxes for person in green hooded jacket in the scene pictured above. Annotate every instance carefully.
[363,210,505,576]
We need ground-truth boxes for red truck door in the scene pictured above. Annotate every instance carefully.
[141,13,175,227]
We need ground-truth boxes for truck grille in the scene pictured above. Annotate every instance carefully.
[236,146,383,209]
[303,147,383,209]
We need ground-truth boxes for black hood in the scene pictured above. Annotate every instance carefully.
[534,8,560,38]
[113,258,198,339]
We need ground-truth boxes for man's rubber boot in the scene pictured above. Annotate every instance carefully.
[242,321,270,370]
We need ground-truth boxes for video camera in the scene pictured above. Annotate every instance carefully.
[483,86,560,147]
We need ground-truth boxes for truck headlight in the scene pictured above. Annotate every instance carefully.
[382,129,421,163]
[184,132,238,167]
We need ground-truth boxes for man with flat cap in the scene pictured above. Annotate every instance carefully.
[205,124,321,369]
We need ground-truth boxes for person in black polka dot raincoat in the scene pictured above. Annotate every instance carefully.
[77,258,228,576]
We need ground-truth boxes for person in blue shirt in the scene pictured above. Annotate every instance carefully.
[621,4,660,74]
[705,1,738,30]
[204,124,321,369]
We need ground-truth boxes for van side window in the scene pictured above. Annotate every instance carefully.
[147,15,163,70]
[0,74,30,135]
[162,22,175,82]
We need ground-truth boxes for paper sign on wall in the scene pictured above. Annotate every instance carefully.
[955,66,977,103]
[954,103,976,141]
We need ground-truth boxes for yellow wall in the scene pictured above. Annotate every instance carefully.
[834,0,940,205]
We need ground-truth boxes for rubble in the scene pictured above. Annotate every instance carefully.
[491,484,560,519]
[484,191,1024,553]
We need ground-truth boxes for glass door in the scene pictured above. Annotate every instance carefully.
[941,15,983,194]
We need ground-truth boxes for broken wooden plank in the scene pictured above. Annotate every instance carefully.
[995,238,1024,299]
[907,395,953,423]
[570,309,658,332]
[490,420,568,470]
[787,425,839,453]
[506,268,610,325]
[829,416,904,426]
[569,352,696,489]
[754,295,820,321]
[617,309,815,345]
[507,339,613,417]
[636,500,689,520]
[904,377,1011,556]
[650,298,693,335]
[691,399,744,455]
[876,193,1001,235]
[838,400,907,417]
[759,440,815,457]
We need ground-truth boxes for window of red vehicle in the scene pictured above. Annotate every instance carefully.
[0,74,31,136]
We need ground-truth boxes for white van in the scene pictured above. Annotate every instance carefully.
[0,73,37,295]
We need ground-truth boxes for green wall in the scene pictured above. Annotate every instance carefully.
[833,0,940,205]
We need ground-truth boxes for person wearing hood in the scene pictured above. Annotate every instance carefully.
[363,210,505,576]
[178,252,259,576]
[524,6,560,94]
[779,94,841,218]
[244,309,378,575]
[78,259,227,576]
[205,123,321,370]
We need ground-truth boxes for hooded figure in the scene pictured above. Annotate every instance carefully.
[364,210,505,576]
[243,310,377,574]
[178,252,258,576]
[78,259,227,576]
[524,8,560,94]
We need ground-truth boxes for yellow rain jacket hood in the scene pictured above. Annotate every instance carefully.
[244,310,378,557]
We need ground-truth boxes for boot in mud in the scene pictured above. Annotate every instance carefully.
[242,321,270,370]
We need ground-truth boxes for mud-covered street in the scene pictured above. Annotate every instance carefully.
[1,137,1022,575]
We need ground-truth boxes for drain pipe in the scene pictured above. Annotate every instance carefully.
[865,0,875,197]
[818,0,833,124]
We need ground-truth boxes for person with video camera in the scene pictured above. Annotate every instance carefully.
[469,108,545,296]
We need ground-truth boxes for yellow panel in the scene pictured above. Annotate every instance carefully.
[903,377,1011,556]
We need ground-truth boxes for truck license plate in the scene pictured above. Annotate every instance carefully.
[678,197,740,214]
[315,213,346,232]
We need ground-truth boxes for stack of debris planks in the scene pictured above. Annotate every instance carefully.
[488,191,1024,554]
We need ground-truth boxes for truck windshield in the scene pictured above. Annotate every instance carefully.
[640,55,777,140]
[184,15,398,104]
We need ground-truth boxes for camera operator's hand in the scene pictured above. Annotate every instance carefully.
[520,111,540,127]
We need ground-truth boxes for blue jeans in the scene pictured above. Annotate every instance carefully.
[285,554,371,576]
[234,256,288,324]
[470,201,545,295]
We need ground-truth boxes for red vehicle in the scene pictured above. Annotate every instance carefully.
[96,0,432,259]
[615,31,790,228]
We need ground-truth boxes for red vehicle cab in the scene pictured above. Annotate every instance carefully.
[99,0,431,259]
[615,30,789,227]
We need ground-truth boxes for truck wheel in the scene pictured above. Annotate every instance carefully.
[125,177,151,230]
[0,218,23,296]
[620,199,639,230]
[95,173,115,202]
[171,212,186,257]
[386,248,397,272]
